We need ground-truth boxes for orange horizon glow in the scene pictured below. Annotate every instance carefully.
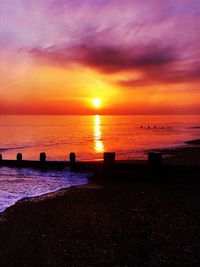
[1,1,200,115]
[1,61,200,115]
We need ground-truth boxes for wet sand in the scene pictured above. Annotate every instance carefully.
[0,143,200,266]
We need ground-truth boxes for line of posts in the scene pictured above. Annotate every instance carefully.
[0,151,163,169]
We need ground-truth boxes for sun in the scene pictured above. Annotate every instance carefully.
[93,98,101,108]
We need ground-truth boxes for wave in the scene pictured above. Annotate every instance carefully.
[0,146,30,152]
[0,169,89,212]
[185,139,200,145]
[188,126,200,129]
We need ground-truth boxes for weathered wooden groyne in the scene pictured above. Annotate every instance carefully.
[0,151,200,182]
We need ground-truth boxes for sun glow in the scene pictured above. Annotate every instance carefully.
[93,98,101,108]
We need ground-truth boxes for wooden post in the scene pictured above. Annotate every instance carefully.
[104,152,115,174]
[40,152,46,162]
[148,152,162,166]
[17,153,23,161]
[69,152,76,171]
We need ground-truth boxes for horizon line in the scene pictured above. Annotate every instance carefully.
[1,113,200,116]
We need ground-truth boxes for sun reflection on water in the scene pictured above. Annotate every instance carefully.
[94,115,104,153]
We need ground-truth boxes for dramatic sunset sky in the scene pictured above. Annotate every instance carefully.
[0,0,200,114]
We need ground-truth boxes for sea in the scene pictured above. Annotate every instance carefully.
[0,115,200,212]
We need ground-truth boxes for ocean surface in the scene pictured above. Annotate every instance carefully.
[0,115,200,212]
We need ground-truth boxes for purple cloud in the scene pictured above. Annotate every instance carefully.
[78,44,176,73]
[31,43,176,72]
[1,0,200,86]
[118,68,200,87]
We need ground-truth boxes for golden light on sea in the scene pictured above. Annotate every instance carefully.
[94,115,104,153]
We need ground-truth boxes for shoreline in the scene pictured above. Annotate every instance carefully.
[0,138,200,214]
[0,184,96,218]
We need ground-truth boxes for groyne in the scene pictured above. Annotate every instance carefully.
[0,152,200,182]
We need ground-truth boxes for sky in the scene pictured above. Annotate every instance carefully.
[0,0,200,115]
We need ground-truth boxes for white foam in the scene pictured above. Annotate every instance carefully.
[0,167,89,212]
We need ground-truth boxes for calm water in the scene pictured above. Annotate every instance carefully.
[1,115,200,160]
[0,115,200,212]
